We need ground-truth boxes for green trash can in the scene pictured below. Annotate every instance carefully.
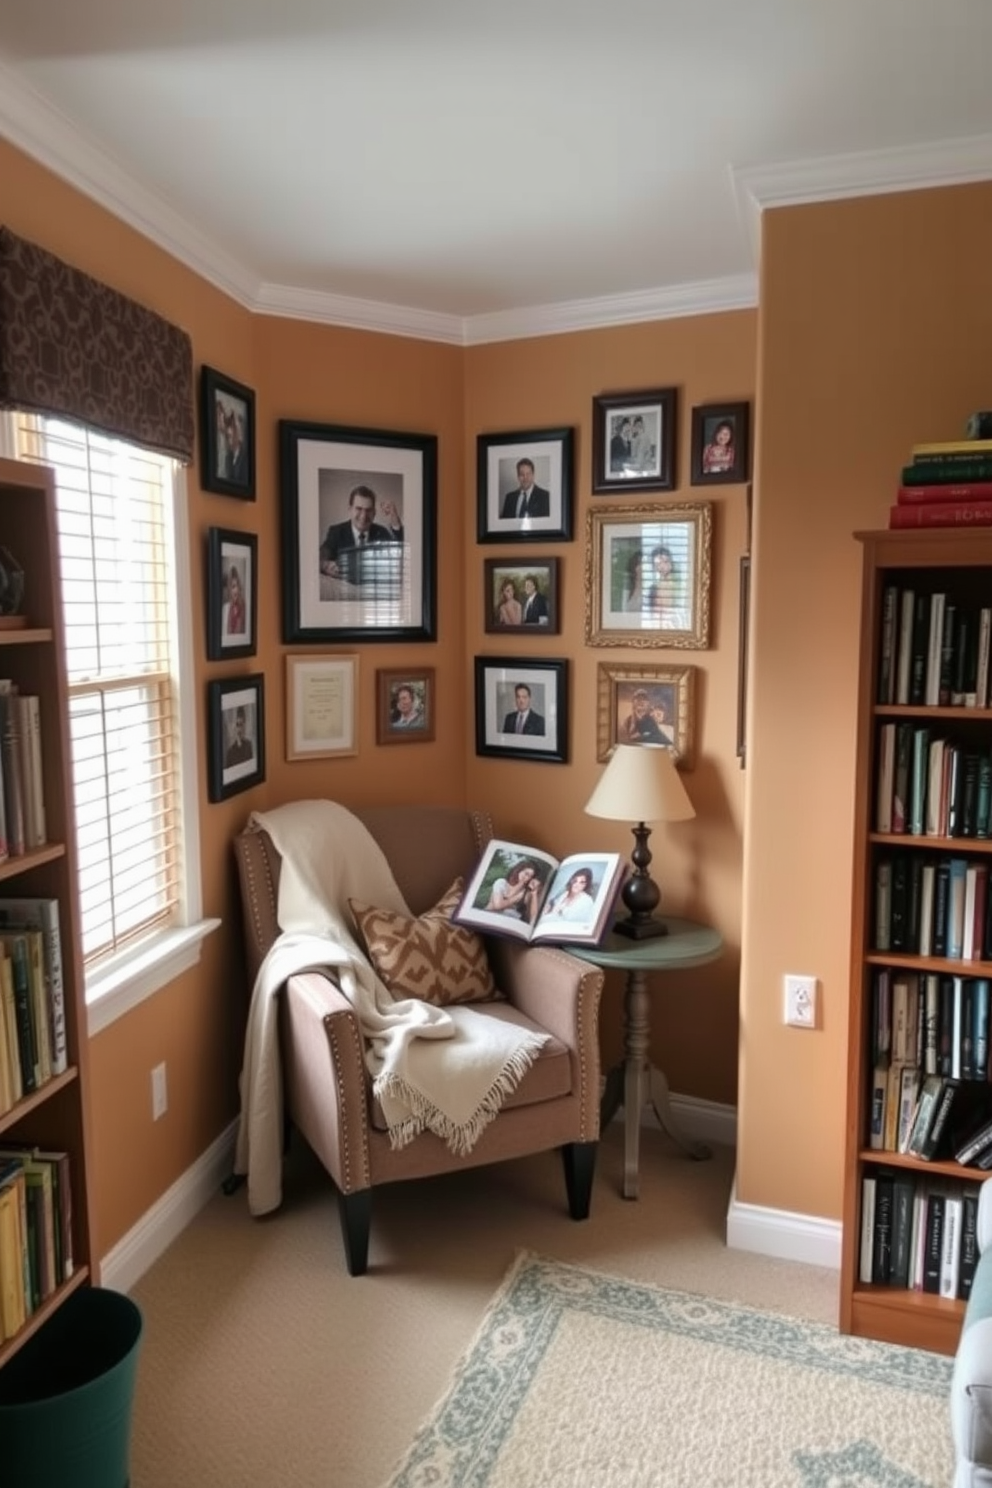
[0,1285,143,1488]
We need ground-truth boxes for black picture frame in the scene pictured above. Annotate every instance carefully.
[592,388,676,494]
[476,427,573,544]
[474,656,568,763]
[690,401,751,486]
[206,527,257,660]
[737,555,750,766]
[279,419,437,644]
[207,673,266,802]
[199,365,256,500]
[484,557,560,635]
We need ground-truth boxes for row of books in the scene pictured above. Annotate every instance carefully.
[877,584,991,709]
[870,1064,992,1165]
[871,967,992,1087]
[0,898,66,1117]
[0,1147,73,1342]
[874,855,992,961]
[888,437,992,530]
[0,683,47,861]
[860,1172,980,1300]
[876,728,992,839]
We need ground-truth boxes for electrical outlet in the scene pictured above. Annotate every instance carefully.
[151,1062,168,1120]
[784,974,817,1029]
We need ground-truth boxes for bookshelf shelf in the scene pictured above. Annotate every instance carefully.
[842,528,992,1357]
[0,456,94,1365]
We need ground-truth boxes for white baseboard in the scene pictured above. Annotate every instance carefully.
[101,1120,238,1294]
[726,1175,842,1270]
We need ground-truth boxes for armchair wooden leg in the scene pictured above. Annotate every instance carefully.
[561,1142,597,1220]
[338,1188,372,1276]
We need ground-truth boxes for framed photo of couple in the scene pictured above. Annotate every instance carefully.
[474,657,568,764]
[279,419,437,644]
[476,427,574,544]
[199,365,256,500]
[584,503,712,650]
[591,388,676,494]
[484,557,559,634]
[596,662,695,767]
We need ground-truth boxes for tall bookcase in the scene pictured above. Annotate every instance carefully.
[0,456,95,1367]
[842,526,992,1356]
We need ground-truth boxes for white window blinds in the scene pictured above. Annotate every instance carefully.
[11,415,183,966]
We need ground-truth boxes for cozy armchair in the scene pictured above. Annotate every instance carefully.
[233,804,604,1275]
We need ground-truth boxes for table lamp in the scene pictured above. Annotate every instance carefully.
[584,743,695,939]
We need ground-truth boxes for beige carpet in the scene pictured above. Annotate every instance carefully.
[129,1126,847,1488]
[382,1251,953,1488]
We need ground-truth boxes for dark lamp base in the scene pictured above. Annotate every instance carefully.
[613,915,669,941]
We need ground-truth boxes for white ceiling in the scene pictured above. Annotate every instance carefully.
[2,0,992,344]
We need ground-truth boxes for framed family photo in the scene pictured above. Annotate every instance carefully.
[592,388,676,494]
[279,419,437,644]
[207,674,265,802]
[285,653,358,761]
[483,557,559,634]
[206,527,257,660]
[596,662,695,767]
[376,667,436,745]
[474,657,568,764]
[200,365,256,500]
[690,401,750,485]
[584,502,712,650]
[476,427,573,544]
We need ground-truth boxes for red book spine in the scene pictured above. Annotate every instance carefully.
[889,502,992,529]
[897,481,992,505]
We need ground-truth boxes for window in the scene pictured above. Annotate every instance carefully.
[3,413,214,1026]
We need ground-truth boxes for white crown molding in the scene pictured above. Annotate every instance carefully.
[734,132,992,268]
[253,281,465,345]
[461,275,758,345]
[0,56,259,309]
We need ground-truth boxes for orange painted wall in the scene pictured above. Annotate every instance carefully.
[464,320,753,1092]
[740,182,992,1219]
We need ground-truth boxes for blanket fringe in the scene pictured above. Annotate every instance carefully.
[374,1039,543,1156]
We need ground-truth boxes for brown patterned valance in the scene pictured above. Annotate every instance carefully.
[0,227,194,464]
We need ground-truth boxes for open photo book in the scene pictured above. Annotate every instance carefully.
[455,839,626,947]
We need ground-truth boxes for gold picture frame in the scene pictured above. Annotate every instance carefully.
[596,662,695,768]
[584,502,712,649]
[285,652,358,760]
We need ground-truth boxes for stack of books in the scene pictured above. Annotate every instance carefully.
[890,438,992,529]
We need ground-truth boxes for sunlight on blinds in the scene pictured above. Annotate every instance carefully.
[13,416,182,964]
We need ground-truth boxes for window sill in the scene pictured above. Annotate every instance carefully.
[86,918,222,1036]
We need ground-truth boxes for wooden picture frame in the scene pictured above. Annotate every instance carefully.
[376,667,436,745]
[596,662,695,768]
[584,502,712,649]
[199,365,256,500]
[476,427,574,544]
[474,657,568,763]
[483,557,560,634]
[206,527,257,660]
[737,555,750,766]
[591,388,677,494]
[207,673,265,801]
[285,652,358,760]
[279,419,437,644]
[690,401,751,486]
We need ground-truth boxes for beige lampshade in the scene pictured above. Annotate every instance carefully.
[584,743,695,824]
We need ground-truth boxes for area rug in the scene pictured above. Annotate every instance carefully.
[380,1251,954,1488]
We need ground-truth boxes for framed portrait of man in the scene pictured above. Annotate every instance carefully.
[200,366,256,500]
[208,674,266,801]
[476,427,574,544]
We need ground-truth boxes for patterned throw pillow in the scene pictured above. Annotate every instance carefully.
[349,878,498,1006]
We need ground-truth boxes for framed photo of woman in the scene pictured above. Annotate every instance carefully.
[376,668,436,745]
[206,527,257,660]
[690,402,751,485]
[584,503,712,649]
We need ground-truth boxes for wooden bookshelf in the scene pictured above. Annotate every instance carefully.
[0,456,94,1368]
[842,527,992,1356]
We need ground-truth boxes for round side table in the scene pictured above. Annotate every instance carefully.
[572,917,723,1199]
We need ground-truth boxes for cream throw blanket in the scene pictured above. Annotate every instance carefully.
[233,800,548,1216]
